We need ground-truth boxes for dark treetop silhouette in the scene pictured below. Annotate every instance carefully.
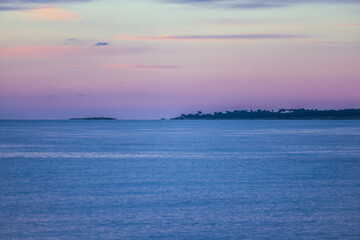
[172,109,360,120]
[70,117,116,120]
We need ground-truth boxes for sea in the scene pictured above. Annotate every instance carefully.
[0,120,360,239]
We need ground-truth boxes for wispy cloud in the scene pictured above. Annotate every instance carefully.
[0,6,27,11]
[337,23,360,26]
[95,42,109,47]
[161,0,360,9]
[0,0,91,2]
[102,63,181,70]
[116,34,308,42]
[298,39,359,44]
[0,0,92,11]
[55,64,89,68]
[0,46,76,58]
[24,7,81,21]
[206,17,305,26]
[229,2,284,9]
[0,45,148,58]
[64,38,82,45]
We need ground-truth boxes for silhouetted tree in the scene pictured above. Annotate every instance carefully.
[171,108,360,120]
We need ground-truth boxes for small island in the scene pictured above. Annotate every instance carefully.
[172,109,360,120]
[70,117,117,120]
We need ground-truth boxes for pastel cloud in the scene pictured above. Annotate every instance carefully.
[0,46,76,58]
[0,0,91,11]
[210,18,282,25]
[1,0,90,3]
[0,45,147,58]
[338,23,360,26]
[102,63,181,70]
[55,64,89,68]
[297,39,356,44]
[0,6,27,11]
[116,34,308,42]
[24,7,81,21]
[161,0,360,8]
[95,42,109,47]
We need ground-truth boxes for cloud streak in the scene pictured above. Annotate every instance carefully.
[116,34,308,42]
[0,6,27,11]
[298,39,360,44]
[0,45,148,58]
[161,0,360,9]
[102,63,181,70]
[0,46,76,58]
[1,0,90,2]
[24,7,81,21]
[207,17,305,26]
[55,64,89,68]
[0,0,92,11]
[95,42,109,47]
[338,23,360,26]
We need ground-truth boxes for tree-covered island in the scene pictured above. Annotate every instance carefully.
[172,109,360,120]
[70,117,116,120]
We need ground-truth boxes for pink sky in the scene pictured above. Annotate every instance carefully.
[0,0,359,119]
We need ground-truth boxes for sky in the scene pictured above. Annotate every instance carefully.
[0,0,359,119]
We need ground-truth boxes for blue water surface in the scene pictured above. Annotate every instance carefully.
[0,120,360,239]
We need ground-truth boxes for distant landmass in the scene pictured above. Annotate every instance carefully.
[70,117,116,120]
[172,109,360,120]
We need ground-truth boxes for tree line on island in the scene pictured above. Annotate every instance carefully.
[171,109,360,120]
[70,117,116,120]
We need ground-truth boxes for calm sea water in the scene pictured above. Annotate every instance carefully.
[0,120,360,239]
